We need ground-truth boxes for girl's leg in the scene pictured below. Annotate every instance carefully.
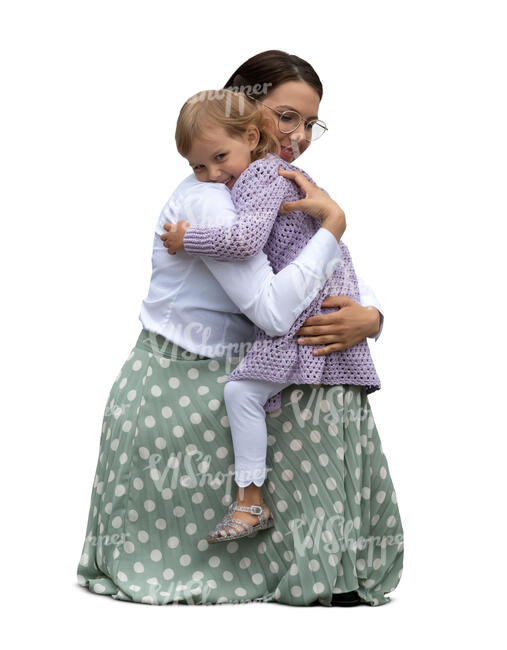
[219,378,291,533]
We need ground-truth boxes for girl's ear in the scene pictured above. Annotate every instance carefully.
[247,124,261,152]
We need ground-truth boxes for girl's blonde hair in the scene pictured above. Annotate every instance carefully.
[175,89,281,162]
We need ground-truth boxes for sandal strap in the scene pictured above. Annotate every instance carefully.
[213,515,253,538]
[229,501,265,517]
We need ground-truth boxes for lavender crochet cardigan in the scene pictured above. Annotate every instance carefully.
[183,152,381,413]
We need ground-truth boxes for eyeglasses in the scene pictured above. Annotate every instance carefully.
[248,95,328,141]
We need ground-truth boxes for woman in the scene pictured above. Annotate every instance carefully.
[76,50,404,607]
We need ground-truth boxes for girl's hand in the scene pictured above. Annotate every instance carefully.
[295,296,381,355]
[278,167,345,221]
[160,221,190,255]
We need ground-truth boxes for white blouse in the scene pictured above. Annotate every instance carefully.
[139,173,384,358]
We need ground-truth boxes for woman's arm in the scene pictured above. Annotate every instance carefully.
[275,168,384,350]
[356,275,384,340]
[202,227,343,337]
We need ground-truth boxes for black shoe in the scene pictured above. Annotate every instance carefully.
[330,590,362,607]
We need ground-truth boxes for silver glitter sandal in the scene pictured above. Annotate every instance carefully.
[206,501,274,544]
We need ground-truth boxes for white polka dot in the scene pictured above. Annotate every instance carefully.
[151,550,162,562]
[133,562,144,573]
[301,460,311,473]
[155,437,167,449]
[290,439,302,452]
[188,368,199,379]
[223,571,233,581]
[179,395,190,407]
[127,390,137,401]
[161,406,172,419]
[138,530,149,542]
[190,413,202,424]
[138,447,150,459]
[310,430,321,443]
[151,385,162,397]
[252,573,263,585]
[112,516,122,529]
[209,556,220,567]
[163,568,174,580]
[208,399,220,411]
[313,582,325,594]
[115,485,126,497]
[203,430,215,442]
[144,500,155,512]
[155,518,167,530]
[132,360,142,371]
[167,537,180,549]
[291,585,302,597]
[326,477,337,490]
[208,360,219,371]
[169,377,180,389]
[198,385,209,395]
[289,564,299,576]
[173,425,184,437]
[216,447,228,458]
[376,491,386,504]
[144,416,156,428]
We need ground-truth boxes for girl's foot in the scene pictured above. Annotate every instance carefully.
[209,483,270,539]
[222,500,271,535]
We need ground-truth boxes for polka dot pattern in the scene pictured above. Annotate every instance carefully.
[76,331,404,606]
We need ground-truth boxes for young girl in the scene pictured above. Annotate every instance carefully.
[162,89,381,544]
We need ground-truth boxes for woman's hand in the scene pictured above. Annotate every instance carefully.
[277,168,346,241]
[160,221,190,255]
[295,296,381,355]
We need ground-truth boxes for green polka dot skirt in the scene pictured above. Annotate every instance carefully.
[76,329,404,606]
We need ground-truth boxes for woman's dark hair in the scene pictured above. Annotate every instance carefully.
[223,50,323,102]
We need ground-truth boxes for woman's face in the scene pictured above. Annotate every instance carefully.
[259,80,321,163]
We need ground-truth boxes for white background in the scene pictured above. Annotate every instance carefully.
[1,0,505,648]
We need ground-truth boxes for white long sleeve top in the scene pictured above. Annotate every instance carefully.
[139,174,384,359]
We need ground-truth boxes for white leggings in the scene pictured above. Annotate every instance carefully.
[223,378,292,488]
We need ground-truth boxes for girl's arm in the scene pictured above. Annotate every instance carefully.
[182,158,295,261]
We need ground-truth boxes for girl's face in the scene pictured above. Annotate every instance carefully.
[259,80,321,163]
[187,124,260,189]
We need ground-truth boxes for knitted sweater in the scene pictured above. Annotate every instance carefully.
[183,152,381,413]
